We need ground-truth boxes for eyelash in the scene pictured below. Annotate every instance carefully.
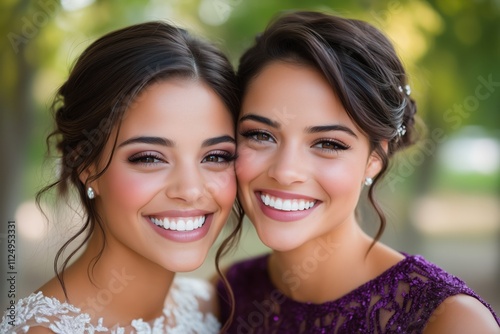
[202,150,237,164]
[311,139,351,152]
[240,129,275,143]
[128,151,237,166]
[128,152,164,165]
[240,129,350,153]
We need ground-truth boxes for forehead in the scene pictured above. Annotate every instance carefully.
[120,79,234,134]
[241,61,355,128]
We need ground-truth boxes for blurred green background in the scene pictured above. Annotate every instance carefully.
[1,0,499,314]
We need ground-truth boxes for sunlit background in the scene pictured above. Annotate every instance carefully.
[1,0,499,315]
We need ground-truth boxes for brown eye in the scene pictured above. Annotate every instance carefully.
[312,140,350,152]
[240,130,275,143]
[141,156,159,163]
[202,151,236,164]
[255,132,271,141]
[203,155,224,163]
[204,155,218,163]
[128,153,164,165]
[320,142,339,150]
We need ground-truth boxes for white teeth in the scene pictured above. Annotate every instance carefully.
[260,193,316,211]
[150,216,206,231]
[177,220,186,231]
[263,195,271,205]
[275,198,283,210]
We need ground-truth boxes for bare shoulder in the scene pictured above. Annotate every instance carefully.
[35,276,66,301]
[423,294,500,334]
[366,239,405,274]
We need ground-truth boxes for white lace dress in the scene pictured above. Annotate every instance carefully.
[0,276,220,334]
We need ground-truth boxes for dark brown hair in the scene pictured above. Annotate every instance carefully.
[237,11,418,247]
[36,22,241,326]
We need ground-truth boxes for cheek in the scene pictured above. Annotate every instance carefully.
[316,160,364,199]
[235,145,266,186]
[207,169,237,210]
[98,164,162,210]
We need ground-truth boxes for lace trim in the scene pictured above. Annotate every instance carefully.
[1,277,220,334]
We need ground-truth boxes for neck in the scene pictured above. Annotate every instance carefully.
[268,221,376,303]
[65,231,174,325]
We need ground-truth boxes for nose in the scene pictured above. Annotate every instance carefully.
[165,163,206,203]
[267,143,308,185]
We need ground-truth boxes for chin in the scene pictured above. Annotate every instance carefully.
[171,262,204,273]
[264,241,301,253]
[160,251,208,273]
[166,259,205,273]
[258,229,302,253]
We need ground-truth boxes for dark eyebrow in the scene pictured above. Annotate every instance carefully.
[118,135,235,148]
[306,125,358,138]
[202,135,235,147]
[118,136,174,147]
[239,114,280,129]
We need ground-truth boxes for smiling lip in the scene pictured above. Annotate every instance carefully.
[146,210,213,242]
[255,190,319,222]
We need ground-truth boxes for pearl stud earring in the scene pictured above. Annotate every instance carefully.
[87,187,95,199]
[364,177,373,186]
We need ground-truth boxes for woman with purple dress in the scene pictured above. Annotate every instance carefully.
[217,11,500,333]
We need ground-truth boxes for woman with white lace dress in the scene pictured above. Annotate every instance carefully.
[1,21,241,334]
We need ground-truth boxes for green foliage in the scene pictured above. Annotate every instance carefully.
[433,169,500,194]
[1,0,499,201]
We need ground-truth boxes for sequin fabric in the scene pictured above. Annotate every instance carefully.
[217,253,500,333]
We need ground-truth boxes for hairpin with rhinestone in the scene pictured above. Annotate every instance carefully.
[397,124,407,138]
[398,84,411,96]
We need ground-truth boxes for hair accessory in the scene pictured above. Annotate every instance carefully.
[397,125,407,137]
[364,177,373,186]
[87,187,95,199]
[398,84,411,96]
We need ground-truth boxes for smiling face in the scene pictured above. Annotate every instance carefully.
[88,79,236,272]
[236,62,382,252]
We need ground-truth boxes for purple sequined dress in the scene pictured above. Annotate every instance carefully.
[217,253,500,333]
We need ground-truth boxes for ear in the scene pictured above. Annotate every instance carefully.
[78,164,100,196]
[365,141,387,180]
